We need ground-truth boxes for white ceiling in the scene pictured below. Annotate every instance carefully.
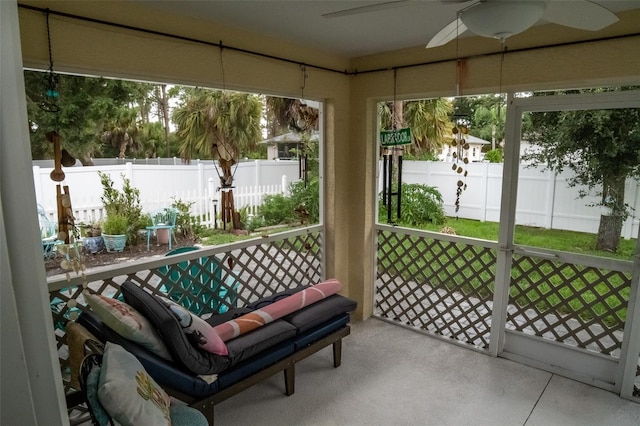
[136,0,640,57]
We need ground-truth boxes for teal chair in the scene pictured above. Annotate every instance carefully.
[146,208,178,251]
[38,203,60,259]
[158,247,238,315]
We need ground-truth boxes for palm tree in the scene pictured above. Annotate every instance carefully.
[265,97,319,137]
[172,88,262,228]
[379,98,453,157]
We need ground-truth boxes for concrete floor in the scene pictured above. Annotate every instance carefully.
[213,318,640,426]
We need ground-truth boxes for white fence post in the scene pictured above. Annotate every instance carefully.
[282,175,288,195]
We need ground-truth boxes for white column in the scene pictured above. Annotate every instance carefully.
[0,1,67,424]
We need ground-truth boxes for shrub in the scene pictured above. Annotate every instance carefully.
[98,172,144,244]
[484,149,503,163]
[379,183,445,226]
[102,213,129,235]
[259,193,296,226]
[289,176,320,224]
[171,198,203,238]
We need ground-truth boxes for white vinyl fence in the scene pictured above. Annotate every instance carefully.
[33,160,300,227]
[382,161,640,239]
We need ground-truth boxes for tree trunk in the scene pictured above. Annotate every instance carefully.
[160,84,170,157]
[595,173,626,252]
[596,214,623,252]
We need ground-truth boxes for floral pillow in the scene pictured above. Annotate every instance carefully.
[85,293,172,360]
[157,296,228,356]
[98,342,171,426]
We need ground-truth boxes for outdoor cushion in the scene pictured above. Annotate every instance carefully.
[169,402,208,426]
[283,294,357,333]
[121,281,230,375]
[245,285,310,310]
[204,307,253,327]
[213,279,343,341]
[85,292,172,360]
[77,310,216,397]
[157,296,228,356]
[98,342,172,426]
[225,320,297,366]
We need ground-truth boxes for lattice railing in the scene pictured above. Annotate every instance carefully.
[508,252,631,357]
[49,226,323,393]
[375,226,497,349]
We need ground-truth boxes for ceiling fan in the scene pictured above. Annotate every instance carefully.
[426,0,620,48]
[322,0,619,48]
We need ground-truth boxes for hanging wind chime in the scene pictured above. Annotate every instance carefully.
[40,10,85,290]
[451,116,470,217]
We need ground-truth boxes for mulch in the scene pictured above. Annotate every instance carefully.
[44,234,200,277]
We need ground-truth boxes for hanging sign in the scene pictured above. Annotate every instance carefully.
[380,127,412,147]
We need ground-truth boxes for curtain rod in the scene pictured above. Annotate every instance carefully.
[18,3,640,78]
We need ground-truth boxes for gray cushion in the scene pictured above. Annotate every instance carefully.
[283,294,357,333]
[121,281,230,375]
[225,320,297,366]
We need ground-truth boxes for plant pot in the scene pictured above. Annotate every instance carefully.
[83,236,104,254]
[156,228,169,244]
[102,234,127,253]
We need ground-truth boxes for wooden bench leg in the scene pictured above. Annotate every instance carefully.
[284,364,295,396]
[333,339,343,368]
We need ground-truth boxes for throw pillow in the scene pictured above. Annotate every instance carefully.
[98,342,171,426]
[85,293,172,360]
[157,296,228,356]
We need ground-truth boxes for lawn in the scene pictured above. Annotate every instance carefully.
[418,217,636,260]
[381,217,635,328]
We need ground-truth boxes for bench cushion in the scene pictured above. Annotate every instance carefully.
[225,320,297,366]
[121,281,230,375]
[284,294,357,333]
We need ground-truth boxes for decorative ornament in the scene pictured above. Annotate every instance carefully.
[452,116,470,216]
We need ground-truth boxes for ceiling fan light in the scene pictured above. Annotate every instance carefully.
[460,1,547,40]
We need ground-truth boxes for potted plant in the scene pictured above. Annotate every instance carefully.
[102,214,128,252]
[83,222,105,254]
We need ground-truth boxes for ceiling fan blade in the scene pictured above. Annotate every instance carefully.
[426,18,467,48]
[543,0,619,31]
[322,0,415,18]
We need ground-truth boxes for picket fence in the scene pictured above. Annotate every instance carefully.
[33,160,640,238]
[33,160,297,228]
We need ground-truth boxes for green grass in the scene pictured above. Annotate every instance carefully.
[418,217,636,260]
[384,217,634,328]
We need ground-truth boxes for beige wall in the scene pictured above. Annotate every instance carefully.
[18,2,640,320]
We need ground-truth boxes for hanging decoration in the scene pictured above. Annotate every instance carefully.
[39,10,86,297]
[451,116,470,217]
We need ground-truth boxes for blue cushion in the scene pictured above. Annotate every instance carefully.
[169,403,208,426]
[86,366,112,426]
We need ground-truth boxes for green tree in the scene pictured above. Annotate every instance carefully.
[24,71,159,164]
[523,88,640,252]
[173,88,262,178]
[378,98,453,156]
[172,88,262,228]
[452,95,505,151]
[265,97,319,137]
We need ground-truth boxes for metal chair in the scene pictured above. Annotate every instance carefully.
[38,203,60,259]
[158,247,238,315]
[146,207,178,251]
